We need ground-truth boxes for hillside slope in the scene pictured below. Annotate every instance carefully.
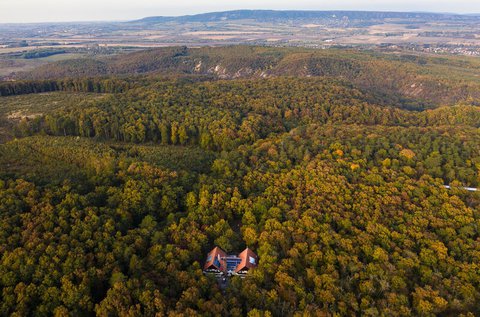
[15,46,480,108]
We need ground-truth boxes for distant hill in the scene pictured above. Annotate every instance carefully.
[132,9,474,24]
[14,46,480,109]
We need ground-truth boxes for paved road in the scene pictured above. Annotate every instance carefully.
[443,185,478,192]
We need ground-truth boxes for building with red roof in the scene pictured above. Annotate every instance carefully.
[203,246,258,277]
[235,247,258,275]
[203,246,227,275]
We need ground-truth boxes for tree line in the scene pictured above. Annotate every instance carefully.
[0,78,132,97]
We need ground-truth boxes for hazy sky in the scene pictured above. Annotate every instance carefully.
[1,0,479,23]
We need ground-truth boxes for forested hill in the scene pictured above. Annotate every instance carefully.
[12,46,480,107]
[133,10,477,24]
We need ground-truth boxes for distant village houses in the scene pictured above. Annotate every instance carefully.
[203,246,258,277]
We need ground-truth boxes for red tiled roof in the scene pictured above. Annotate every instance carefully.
[235,248,258,273]
[203,246,227,272]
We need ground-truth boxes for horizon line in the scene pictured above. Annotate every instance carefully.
[1,8,479,25]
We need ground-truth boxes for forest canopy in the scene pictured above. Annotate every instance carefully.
[0,46,479,316]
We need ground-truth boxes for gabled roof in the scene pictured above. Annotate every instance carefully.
[203,246,227,271]
[235,248,258,273]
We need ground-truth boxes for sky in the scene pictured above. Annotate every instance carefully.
[1,0,479,23]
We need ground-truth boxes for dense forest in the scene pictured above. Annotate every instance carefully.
[1,46,480,316]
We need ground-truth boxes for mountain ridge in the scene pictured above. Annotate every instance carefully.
[132,9,477,24]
